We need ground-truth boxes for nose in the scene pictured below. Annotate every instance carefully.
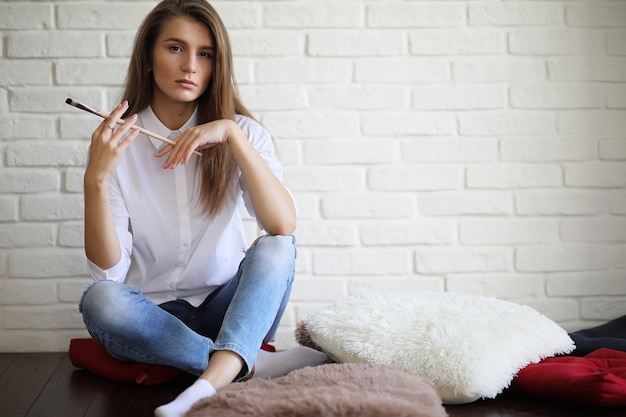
[181,52,197,73]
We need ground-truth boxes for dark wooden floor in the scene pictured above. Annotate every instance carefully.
[1,352,625,417]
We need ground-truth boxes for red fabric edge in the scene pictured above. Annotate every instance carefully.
[512,348,626,407]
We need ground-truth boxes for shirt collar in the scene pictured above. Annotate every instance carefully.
[140,105,199,151]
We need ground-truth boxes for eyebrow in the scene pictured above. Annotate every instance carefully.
[163,37,214,50]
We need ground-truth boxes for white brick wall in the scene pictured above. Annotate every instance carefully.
[1,0,626,352]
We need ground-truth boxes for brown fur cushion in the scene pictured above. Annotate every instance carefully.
[186,363,447,417]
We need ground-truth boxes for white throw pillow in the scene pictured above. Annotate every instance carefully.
[306,291,575,404]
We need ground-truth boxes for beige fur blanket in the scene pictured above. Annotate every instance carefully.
[186,363,447,417]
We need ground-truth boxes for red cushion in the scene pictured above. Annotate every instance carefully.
[69,338,276,385]
[69,338,194,385]
[511,348,626,407]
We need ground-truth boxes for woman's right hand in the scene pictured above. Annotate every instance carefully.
[85,101,139,185]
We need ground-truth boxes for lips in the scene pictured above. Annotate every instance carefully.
[176,79,197,87]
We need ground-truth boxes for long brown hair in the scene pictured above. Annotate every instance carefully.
[121,0,252,216]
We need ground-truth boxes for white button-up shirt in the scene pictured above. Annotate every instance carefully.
[87,106,285,306]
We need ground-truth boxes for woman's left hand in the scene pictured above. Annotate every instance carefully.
[155,119,234,169]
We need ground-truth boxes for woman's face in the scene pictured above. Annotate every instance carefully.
[151,16,214,109]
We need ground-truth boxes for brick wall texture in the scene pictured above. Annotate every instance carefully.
[1,0,626,352]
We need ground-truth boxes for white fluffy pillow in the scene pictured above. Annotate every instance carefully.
[306,291,575,404]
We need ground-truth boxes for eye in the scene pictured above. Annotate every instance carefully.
[199,51,213,59]
[169,45,182,52]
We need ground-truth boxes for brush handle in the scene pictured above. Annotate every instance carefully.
[101,110,203,157]
[65,98,202,157]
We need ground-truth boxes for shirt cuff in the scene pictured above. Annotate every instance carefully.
[86,257,127,282]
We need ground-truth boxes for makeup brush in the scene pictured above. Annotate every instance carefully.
[65,98,202,156]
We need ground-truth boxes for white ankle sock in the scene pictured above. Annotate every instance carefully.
[154,378,216,417]
[253,346,328,379]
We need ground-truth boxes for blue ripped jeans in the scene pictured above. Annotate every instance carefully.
[79,235,296,379]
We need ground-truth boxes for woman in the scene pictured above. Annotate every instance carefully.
[78,1,326,416]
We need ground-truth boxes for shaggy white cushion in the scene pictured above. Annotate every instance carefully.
[306,291,575,405]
